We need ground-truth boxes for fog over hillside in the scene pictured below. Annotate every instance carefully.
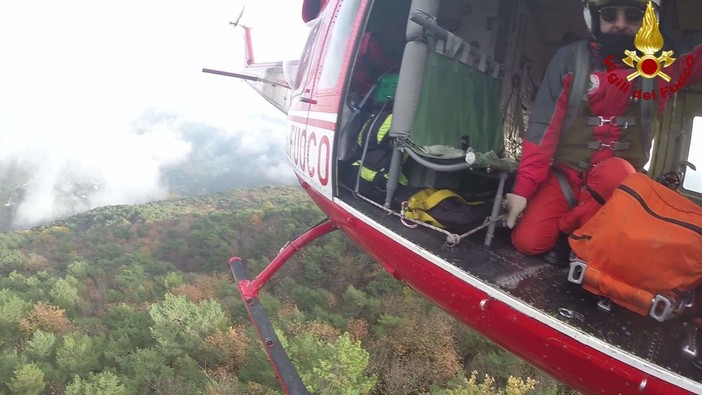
[0,0,307,231]
[0,103,296,231]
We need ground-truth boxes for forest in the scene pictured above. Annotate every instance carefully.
[0,185,576,394]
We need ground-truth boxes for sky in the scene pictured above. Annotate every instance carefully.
[684,117,702,192]
[0,0,309,229]
[2,1,700,230]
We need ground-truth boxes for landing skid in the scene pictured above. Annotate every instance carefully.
[228,219,337,395]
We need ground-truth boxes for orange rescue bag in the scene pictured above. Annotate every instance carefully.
[568,173,702,319]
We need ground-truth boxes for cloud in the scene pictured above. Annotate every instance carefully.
[0,0,307,230]
[2,113,194,229]
[0,84,299,229]
[2,99,299,229]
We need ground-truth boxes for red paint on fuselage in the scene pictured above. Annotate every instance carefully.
[299,180,693,395]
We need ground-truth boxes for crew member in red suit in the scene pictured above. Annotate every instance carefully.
[503,0,702,263]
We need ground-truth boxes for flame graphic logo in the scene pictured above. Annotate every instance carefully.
[622,1,675,81]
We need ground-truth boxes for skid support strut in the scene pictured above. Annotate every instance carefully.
[228,219,337,395]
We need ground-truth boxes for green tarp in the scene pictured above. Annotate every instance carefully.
[410,45,504,157]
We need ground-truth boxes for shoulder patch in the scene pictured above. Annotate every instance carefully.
[587,74,600,95]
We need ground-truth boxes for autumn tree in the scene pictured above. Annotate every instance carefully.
[19,303,72,338]
[368,291,462,394]
[424,371,538,395]
[199,326,249,372]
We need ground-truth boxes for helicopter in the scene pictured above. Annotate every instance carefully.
[204,0,702,393]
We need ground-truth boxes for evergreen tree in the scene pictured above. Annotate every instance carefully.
[149,293,228,356]
[55,333,103,379]
[0,290,31,346]
[7,364,45,395]
[49,277,80,311]
[284,330,376,394]
[65,372,128,395]
[24,331,56,361]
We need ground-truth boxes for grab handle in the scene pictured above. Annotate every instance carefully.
[650,294,675,322]
[568,259,587,284]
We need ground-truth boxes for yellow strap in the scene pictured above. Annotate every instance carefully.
[404,188,485,229]
[403,209,446,229]
[407,189,463,211]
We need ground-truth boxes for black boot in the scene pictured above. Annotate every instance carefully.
[542,233,571,267]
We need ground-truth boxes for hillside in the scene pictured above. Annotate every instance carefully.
[0,186,571,394]
[0,112,294,232]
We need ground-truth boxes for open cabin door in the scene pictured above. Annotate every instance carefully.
[649,79,702,205]
[285,9,327,194]
[674,89,702,204]
[287,0,370,200]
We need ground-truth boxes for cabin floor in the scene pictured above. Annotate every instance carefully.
[338,188,702,384]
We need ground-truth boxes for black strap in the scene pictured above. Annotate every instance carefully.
[586,116,636,127]
[586,140,631,150]
[564,40,590,133]
[585,184,606,205]
[553,166,577,209]
[640,78,654,161]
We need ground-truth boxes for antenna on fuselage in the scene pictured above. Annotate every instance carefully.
[227,4,255,66]
[229,4,247,29]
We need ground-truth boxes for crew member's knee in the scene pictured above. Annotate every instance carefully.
[511,225,557,256]
[590,157,636,179]
[588,157,637,200]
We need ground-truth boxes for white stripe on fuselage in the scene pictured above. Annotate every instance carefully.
[288,110,338,123]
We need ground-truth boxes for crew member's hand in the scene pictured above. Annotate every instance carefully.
[503,193,527,229]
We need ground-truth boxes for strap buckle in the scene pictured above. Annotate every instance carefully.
[587,140,631,151]
[589,116,634,129]
[596,116,617,126]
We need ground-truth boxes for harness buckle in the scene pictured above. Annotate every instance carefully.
[587,139,631,151]
[597,116,616,126]
[588,116,635,129]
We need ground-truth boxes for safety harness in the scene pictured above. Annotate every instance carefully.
[565,39,654,163]
[557,39,655,207]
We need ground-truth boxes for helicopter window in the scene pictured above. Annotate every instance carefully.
[286,18,323,93]
[318,0,362,90]
[683,116,702,193]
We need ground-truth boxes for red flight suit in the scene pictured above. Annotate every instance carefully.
[511,40,702,255]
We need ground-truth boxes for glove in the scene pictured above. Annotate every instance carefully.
[503,193,527,229]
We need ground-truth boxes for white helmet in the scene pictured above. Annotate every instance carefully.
[583,0,661,31]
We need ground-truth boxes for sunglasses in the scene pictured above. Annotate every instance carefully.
[599,7,644,23]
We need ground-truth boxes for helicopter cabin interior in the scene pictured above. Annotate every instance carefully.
[331,0,702,385]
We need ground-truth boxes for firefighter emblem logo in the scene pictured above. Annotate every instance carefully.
[622,1,675,81]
